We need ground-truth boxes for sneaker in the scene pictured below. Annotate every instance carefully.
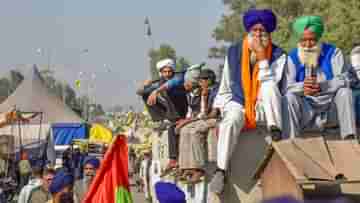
[209,170,225,195]
[269,126,282,142]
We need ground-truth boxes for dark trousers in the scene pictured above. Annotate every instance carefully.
[167,124,179,160]
[140,89,187,161]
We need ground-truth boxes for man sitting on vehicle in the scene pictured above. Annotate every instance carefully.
[177,69,219,184]
[282,16,356,139]
[209,9,287,194]
[350,44,360,125]
[137,59,188,171]
[137,58,187,122]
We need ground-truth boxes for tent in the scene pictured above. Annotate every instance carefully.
[0,65,82,124]
[0,65,83,163]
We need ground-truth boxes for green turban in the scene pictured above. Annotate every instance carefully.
[293,16,324,40]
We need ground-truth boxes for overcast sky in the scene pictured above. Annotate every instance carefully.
[0,1,225,109]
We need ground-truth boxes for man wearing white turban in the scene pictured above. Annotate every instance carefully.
[137,58,187,122]
[137,58,188,172]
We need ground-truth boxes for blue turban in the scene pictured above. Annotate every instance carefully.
[84,156,100,169]
[243,9,277,33]
[49,171,74,194]
[262,196,301,203]
[155,182,186,203]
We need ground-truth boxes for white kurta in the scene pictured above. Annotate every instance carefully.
[17,178,42,203]
[213,54,286,170]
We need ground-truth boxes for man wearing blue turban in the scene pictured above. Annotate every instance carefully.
[74,156,100,202]
[47,171,74,203]
[155,182,186,203]
[282,16,356,139]
[209,9,287,195]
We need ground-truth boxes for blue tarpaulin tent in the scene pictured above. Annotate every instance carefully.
[52,123,86,145]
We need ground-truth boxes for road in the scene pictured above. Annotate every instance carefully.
[131,187,147,203]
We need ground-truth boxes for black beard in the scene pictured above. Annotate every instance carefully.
[59,192,74,203]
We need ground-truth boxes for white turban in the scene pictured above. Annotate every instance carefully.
[156,59,175,72]
[184,64,202,83]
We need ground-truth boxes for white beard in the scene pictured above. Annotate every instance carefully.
[298,43,321,68]
[250,51,257,66]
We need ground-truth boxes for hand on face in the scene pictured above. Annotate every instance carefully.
[249,34,267,61]
[304,77,320,96]
[199,79,209,96]
[184,81,193,91]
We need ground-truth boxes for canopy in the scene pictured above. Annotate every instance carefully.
[52,123,87,145]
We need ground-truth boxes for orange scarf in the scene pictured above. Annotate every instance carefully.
[241,36,272,130]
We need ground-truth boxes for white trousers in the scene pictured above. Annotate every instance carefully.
[217,82,282,170]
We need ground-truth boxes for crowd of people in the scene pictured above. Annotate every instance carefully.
[137,8,360,202]
[14,147,101,203]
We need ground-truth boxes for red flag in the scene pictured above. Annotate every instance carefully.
[83,135,133,203]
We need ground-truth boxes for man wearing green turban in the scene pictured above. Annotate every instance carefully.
[293,16,324,41]
[282,16,357,140]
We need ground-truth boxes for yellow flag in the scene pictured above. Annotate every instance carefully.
[75,80,81,88]
[89,123,113,144]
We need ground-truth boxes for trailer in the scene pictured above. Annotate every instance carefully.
[150,124,360,203]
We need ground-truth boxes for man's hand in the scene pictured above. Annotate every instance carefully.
[176,118,191,126]
[147,90,159,106]
[250,37,266,61]
[304,77,320,96]
[184,81,193,92]
[201,87,209,97]
[207,108,220,119]
[143,79,152,86]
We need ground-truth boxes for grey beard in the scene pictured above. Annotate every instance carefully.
[298,44,321,68]
[84,175,94,183]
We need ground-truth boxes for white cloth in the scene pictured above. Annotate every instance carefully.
[156,58,175,72]
[184,64,202,83]
[140,159,151,199]
[351,46,360,79]
[216,83,283,170]
[17,178,42,203]
[213,55,286,109]
[216,101,245,170]
[214,53,286,170]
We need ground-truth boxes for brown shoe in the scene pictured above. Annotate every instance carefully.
[160,159,178,177]
[188,169,204,184]
[178,170,191,181]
